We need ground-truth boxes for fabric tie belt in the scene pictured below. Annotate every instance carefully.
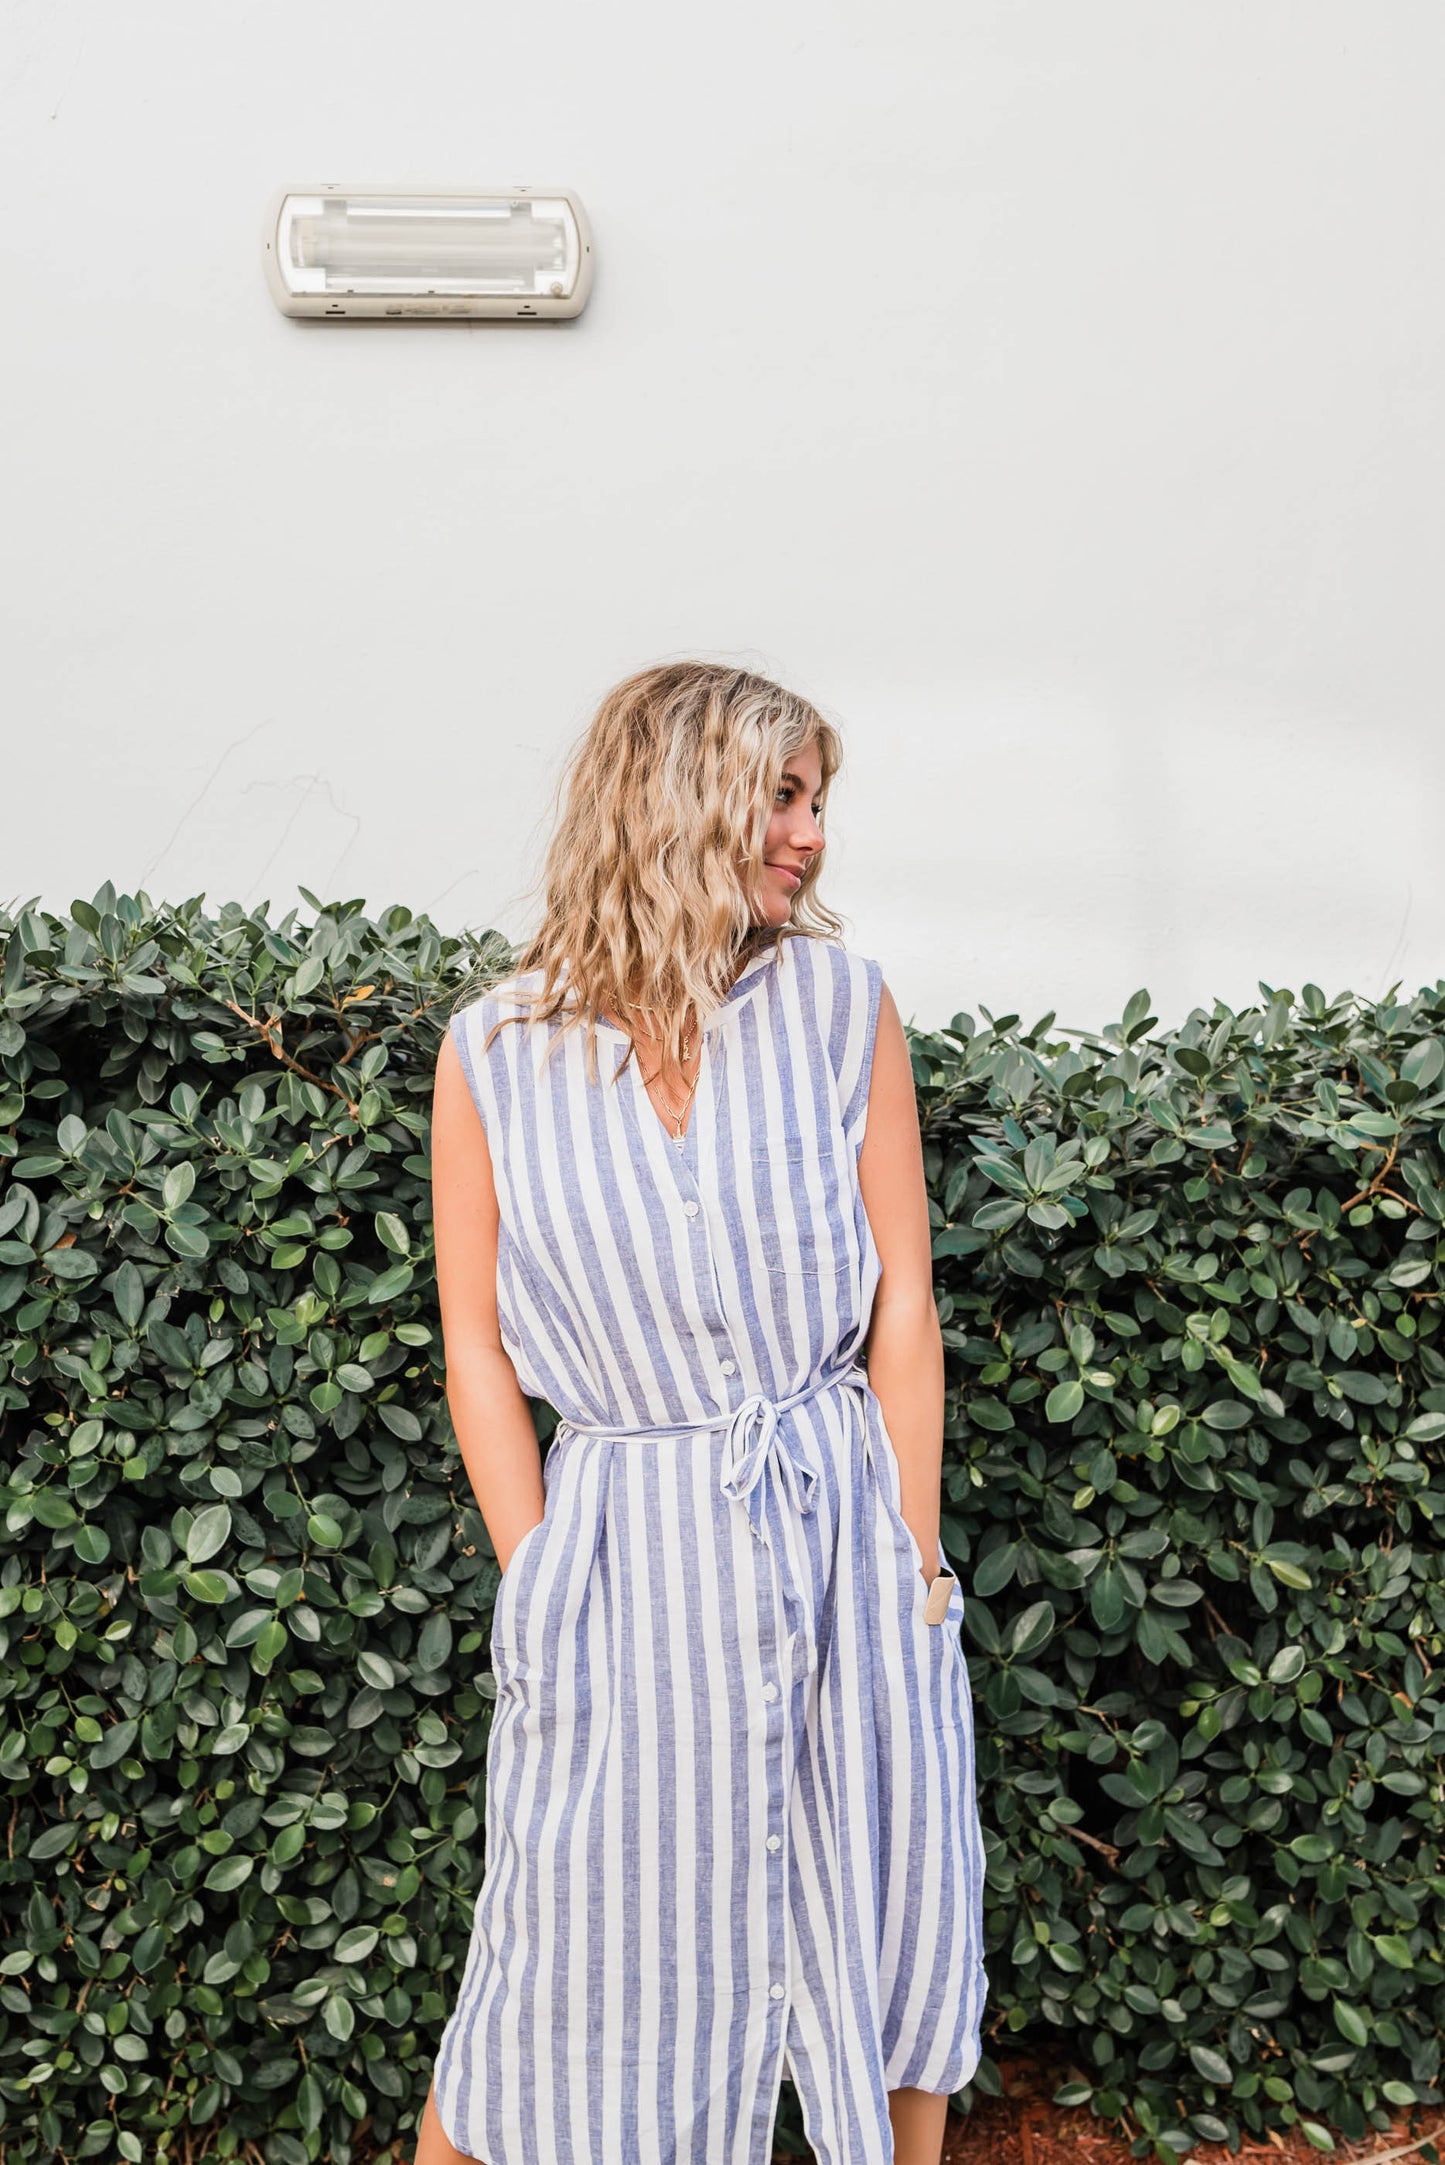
[558,1361,871,1681]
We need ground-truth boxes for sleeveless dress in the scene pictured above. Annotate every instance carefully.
[432,931,988,2165]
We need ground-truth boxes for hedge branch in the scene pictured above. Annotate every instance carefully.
[221,996,348,1100]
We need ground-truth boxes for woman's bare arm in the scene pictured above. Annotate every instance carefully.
[432,1029,547,1575]
[857,982,946,1582]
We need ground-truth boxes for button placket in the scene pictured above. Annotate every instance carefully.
[672,1160,747,1403]
[668,1023,793,2043]
[758,1651,791,2020]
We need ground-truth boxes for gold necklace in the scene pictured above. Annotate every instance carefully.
[624,1006,701,1139]
[615,952,762,1151]
[644,1065,701,1138]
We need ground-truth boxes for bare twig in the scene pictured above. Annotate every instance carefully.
[1341,1138,1404,1216]
[1063,1824,1121,1868]
[221,999,347,1102]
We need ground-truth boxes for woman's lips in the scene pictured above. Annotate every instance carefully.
[768,863,802,888]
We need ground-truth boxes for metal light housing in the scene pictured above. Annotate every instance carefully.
[263,184,594,320]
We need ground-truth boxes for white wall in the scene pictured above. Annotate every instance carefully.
[3,0,1442,1036]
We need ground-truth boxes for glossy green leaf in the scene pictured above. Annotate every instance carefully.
[1044,1379,1084,1424]
[186,1503,232,1564]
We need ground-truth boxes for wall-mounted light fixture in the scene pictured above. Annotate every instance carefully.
[263,184,593,320]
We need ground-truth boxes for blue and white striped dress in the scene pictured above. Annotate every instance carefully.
[433,931,988,2164]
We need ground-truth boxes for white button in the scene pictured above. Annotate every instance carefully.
[720,1359,736,1375]
[683,1200,699,1218]
[769,1982,785,2000]
[762,1681,778,1701]
[766,1833,781,1851]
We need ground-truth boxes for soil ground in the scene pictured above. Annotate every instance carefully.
[908,2050,1445,2165]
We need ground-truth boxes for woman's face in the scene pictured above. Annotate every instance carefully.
[755,737,826,928]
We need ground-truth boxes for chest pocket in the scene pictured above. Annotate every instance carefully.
[747,1133,854,1278]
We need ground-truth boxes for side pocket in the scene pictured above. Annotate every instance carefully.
[866,1396,960,1629]
[489,1503,550,1675]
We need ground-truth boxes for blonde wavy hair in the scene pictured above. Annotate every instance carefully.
[458,660,845,1083]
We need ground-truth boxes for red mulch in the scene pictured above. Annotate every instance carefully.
[923,2050,1445,2165]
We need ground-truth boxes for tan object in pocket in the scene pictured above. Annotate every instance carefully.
[923,1568,958,1627]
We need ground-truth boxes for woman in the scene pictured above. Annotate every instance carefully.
[418,662,988,2165]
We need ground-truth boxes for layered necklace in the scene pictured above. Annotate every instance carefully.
[617,940,763,1141]
[623,1004,702,1140]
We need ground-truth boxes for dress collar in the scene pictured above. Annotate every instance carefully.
[583,934,786,1038]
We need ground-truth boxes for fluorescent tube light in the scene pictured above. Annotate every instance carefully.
[264,185,594,319]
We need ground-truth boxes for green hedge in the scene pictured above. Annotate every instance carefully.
[0,890,507,2163]
[0,891,1442,2162]
[911,979,1445,2154]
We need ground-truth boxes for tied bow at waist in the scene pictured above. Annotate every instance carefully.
[558,1362,870,1680]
